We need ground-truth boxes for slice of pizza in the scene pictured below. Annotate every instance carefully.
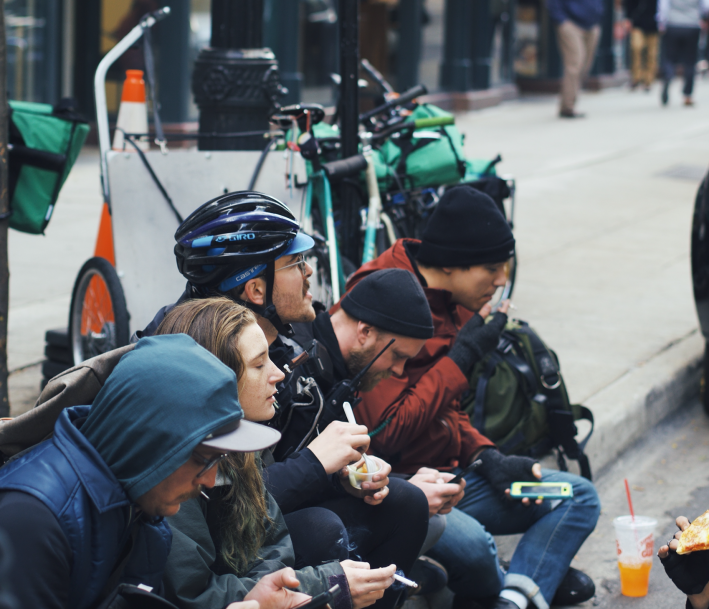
[677,510,709,554]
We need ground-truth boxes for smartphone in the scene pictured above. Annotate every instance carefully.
[292,585,341,609]
[449,459,483,485]
[509,481,573,500]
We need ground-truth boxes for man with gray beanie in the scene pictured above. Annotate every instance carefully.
[344,185,600,609]
[0,334,285,609]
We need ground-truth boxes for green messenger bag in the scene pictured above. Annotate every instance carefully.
[8,99,89,234]
[373,103,467,191]
[462,318,594,480]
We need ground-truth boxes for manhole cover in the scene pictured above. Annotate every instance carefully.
[656,164,707,181]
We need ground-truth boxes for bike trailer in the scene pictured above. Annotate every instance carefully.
[8,99,89,234]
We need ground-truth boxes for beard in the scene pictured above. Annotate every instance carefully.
[347,345,392,392]
[272,278,316,323]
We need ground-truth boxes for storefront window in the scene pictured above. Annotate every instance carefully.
[6,0,60,103]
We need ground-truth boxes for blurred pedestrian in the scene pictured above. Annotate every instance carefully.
[658,0,709,106]
[624,0,660,90]
[548,0,605,118]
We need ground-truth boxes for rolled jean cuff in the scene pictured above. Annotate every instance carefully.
[504,573,549,609]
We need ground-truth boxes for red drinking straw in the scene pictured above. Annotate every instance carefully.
[624,478,635,522]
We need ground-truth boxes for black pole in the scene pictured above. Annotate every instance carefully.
[212,0,263,48]
[338,0,360,263]
[192,0,285,150]
[440,0,474,91]
[265,0,303,105]
[397,0,423,91]
[471,0,492,89]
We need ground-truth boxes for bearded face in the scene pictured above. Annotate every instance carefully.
[346,343,393,392]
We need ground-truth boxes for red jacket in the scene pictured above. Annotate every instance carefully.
[337,239,494,474]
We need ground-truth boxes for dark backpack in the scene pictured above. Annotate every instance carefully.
[0,345,134,463]
[461,319,594,480]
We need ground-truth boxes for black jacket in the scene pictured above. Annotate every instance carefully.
[265,312,353,513]
[624,0,659,31]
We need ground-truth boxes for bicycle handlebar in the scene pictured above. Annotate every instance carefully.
[322,154,368,181]
[359,84,428,124]
[371,115,455,141]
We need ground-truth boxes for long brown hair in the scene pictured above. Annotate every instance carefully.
[155,297,271,573]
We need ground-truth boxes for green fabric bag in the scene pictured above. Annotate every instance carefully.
[8,100,90,234]
[462,318,594,479]
[374,103,467,191]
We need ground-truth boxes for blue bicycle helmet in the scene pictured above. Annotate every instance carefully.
[174,191,314,335]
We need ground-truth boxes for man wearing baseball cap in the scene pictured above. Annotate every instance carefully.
[343,186,601,609]
[0,334,281,609]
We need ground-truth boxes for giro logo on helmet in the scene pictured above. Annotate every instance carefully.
[215,233,256,243]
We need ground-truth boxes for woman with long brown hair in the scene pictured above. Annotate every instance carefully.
[156,297,395,609]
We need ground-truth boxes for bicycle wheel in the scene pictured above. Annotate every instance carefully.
[69,257,129,364]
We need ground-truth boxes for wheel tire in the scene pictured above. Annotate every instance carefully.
[703,342,709,416]
[69,257,129,365]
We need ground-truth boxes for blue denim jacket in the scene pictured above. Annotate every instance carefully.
[0,405,172,609]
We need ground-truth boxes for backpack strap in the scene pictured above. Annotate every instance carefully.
[515,323,595,480]
[472,353,503,433]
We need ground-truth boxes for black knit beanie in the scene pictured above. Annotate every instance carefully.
[341,269,434,339]
[417,185,515,267]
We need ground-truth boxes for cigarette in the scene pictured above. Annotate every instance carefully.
[393,574,418,588]
[343,402,357,425]
[200,490,211,501]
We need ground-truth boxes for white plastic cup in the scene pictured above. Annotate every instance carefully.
[347,456,382,489]
[613,515,657,597]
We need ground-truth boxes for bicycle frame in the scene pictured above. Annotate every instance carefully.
[360,132,382,265]
[303,170,345,302]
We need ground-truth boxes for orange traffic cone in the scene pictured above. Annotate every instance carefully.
[112,69,149,151]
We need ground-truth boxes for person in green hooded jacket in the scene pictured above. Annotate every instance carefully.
[156,297,396,609]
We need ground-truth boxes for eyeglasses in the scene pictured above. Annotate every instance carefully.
[275,254,309,276]
[192,450,229,479]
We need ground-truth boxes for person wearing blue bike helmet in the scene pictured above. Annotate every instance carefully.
[139,190,317,340]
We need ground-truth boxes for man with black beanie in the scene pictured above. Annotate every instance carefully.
[341,185,601,609]
[260,268,439,609]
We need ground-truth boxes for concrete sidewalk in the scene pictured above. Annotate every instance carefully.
[455,79,708,474]
[6,80,709,477]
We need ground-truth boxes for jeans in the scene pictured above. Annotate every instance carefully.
[662,26,701,96]
[427,469,600,604]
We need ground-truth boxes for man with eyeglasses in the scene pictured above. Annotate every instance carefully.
[141,192,434,608]
[0,334,285,609]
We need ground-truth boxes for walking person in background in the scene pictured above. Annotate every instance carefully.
[658,0,709,105]
[624,0,660,90]
[548,0,605,118]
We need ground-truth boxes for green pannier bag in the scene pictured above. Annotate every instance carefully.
[8,99,90,234]
[461,318,594,480]
[374,103,467,191]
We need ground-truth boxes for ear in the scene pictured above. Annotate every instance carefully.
[241,277,267,306]
[355,321,375,347]
[438,267,455,276]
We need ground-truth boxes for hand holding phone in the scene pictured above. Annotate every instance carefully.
[508,481,573,501]
[449,458,483,485]
[292,585,341,609]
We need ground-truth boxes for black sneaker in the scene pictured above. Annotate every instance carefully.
[552,567,595,605]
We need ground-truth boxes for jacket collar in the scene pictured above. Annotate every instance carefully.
[53,405,131,514]
[312,312,350,384]
[400,240,458,316]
